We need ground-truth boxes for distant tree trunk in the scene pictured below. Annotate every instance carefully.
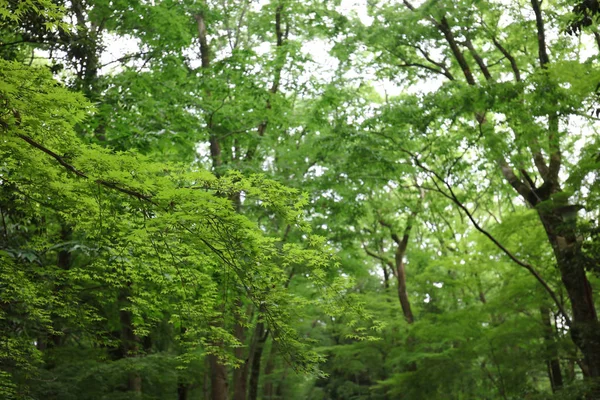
[380,210,418,372]
[248,322,268,400]
[540,306,563,392]
[119,286,142,397]
[379,213,417,324]
[177,383,189,400]
[203,356,210,400]
[262,344,276,399]
[209,354,228,400]
[232,304,248,400]
[42,224,72,357]
[395,250,414,324]
[274,365,288,399]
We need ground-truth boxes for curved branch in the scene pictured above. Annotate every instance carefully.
[402,150,572,326]
[17,134,155,203]
[491,36,521,82]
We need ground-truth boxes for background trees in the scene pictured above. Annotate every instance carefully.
[2,0,600,399]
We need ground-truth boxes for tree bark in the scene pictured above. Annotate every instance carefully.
[232,306,248,400]
[539,210,600,381]
[119,286,142,397]
[248,322,268,400]
[540,306,563,392]
[177,383,189,400]
[395,247,414,324]
[209,353,229,400]
[262,344,276,399]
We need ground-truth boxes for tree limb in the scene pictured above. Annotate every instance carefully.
[531,0,550,68]
[401,149,572,326]
[17,134,155,203]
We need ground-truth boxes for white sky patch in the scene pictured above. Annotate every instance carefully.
[339,0,373,26]
[99,34,142,75]
[261,155,275,172]
[307,164,328,177]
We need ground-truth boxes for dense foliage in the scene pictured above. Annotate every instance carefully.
[2,0,600,399]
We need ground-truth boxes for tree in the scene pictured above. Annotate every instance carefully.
[4,0,600,398]
[322,0,600,393]
[0,7,343,398]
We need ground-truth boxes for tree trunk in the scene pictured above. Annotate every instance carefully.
[538,211,600,383]
[209,354,229,400]
[540,306,563,392]
[395,254,414,324]
[262,344,276,399]
[232,310,248,400]
[177,383,189,400]
[119,287,142,397]
[248,323,268,400]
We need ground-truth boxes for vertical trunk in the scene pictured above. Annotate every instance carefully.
[262,344,276,399]
[128,374,142,396]
[382,263,390,289]
[203,356,210,400]
[248,323,268,400]
[119,287,142,396]
[395,250,417,371]
[380,214,417,324]
[195,12,231,397]
[45,225,72,352]
[539,211,600,382]
[177,383,189,400]
[540,306,563,392]
[209,354,229,400]
[381,212,418,372]
[70,0,102,100]
[232,307,248,400]
[395,252,414,324]
[274,366,288,399]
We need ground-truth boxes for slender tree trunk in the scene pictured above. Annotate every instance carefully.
[395,254,414,324]
[177,383,189,400]
[119,286,142,397]
[43,225,72,358]
[540,306,563,392]
[248,322,268,400]
[203,356,210,400]
[232,306,248,400]
[262,344,276,399]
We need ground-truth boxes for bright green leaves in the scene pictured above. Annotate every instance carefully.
[0,0,65,27]
[1,48,343,393]
[0,60,91,143]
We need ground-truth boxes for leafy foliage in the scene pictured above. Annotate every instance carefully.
[3,0,600,399]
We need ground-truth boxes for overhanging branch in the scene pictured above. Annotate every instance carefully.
[17,134,155,203]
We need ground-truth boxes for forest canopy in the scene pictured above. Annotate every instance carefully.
[2,0,600,399]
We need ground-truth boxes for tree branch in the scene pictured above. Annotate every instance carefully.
[363,245,393,267]
[245,2,287,161]
[498,159,538,205]
[437,17,477,86]
[464,36,492,81]
[17,134,155,203]
[403,150,571,326]
[531,0,550,68]
[490,36,521,82]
